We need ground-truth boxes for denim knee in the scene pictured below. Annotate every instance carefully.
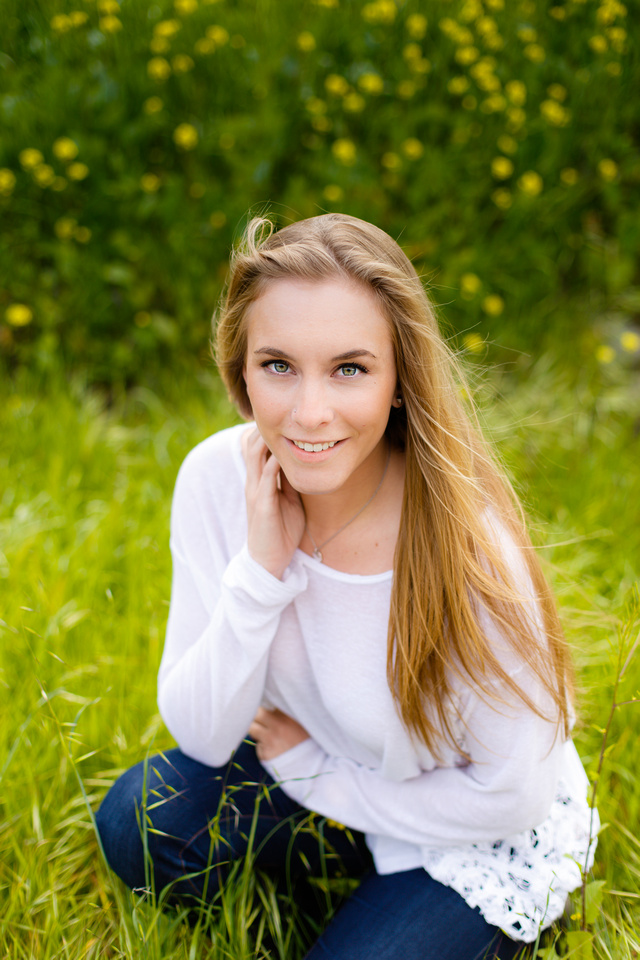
[95,761,149,891]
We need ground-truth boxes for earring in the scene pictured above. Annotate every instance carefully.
[394,395,403,407]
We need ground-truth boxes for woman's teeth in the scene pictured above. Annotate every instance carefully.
[293,440,337,452]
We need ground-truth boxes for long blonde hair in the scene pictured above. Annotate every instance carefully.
[214,213,572,755]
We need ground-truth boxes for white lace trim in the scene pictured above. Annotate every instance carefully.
[421,778,598,942]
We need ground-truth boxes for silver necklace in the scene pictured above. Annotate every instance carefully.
[304,446,391,562]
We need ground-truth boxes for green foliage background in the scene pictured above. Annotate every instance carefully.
[1,0,639,381]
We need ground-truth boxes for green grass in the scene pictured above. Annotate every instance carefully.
[1,356,639,957]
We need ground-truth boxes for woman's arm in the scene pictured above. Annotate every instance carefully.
[262,677,564,848]
[157,431,307,767]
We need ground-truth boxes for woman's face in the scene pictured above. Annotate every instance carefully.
[243,277,400,497]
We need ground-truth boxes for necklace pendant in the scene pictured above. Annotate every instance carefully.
[312,547,323,562]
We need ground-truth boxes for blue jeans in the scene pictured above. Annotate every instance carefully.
[96,743,524,959]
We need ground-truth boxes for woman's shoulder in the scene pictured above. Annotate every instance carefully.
[173,422,250,505]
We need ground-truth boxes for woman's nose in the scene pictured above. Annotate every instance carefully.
[291,379,333,430]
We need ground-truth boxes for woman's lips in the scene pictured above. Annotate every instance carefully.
[285,437,345,460]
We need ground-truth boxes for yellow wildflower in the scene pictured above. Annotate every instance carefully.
[506,107,526,129]
[148,57,172,80]
[406,13,427,39]
[620,331,640,352]
[608,26,627,51]
[98,0,119,13]
[541,100,570,126]
[482,295,504,316]
[517,26,537,42]
[323,184,344,203]
[206,25,229,44]
[140,173,161,192]
[411,58,431,75]
[5,304,33,327]
[53,137,79,161]
[100,16,123,32]
[33,164,56,187]
[173,123,198,150]
[358,73,384,95]
[475,73,501,93]
[155,19,181,37]
[505,80,526,105]
[297,31,316,52]
[491,156,514,179]
[484,33,505,50]
[19,148,44,169]
[485,0,504,8]
[381,152,401,170]
[448,76,470,95]
[402,138,424,160]
[362,1,396,24]
[463,333,484,354]
[144,96,164,114]
[175,0,198,13]
[492,188,512,209]
[69,11,89,26]
[172,54,194,73]
[325,74,350,97]
[312,116,332,132]
[51,14,73,31]
[194,38,215,54]
[598,158,618,181]
[55,217,77,239]
[332,138,357,165]
[460,273,482,297]
[524,43,545,62]
[344,92,365,111]
[476,16,497,35]
[547,83,567,102]
[549,7,566,18]
[306,97,327,115]
[589,35,608,52]
[75,226,92,243]
[67,162,89,180]
[595,344,615,364]
[560,168,579,185]
[459,0,482,20]
[497,135,517,155]
[403,42,422,61]
[150,37,170,53]
[455,46,479,65]
[0,169,17,195]
[481,94,506,113]
[518,171,543,196]
[396,81,416,99]
[210,211,227,228]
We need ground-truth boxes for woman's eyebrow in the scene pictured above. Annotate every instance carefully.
[253,347,378,362]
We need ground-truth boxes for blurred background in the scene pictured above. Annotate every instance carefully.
[1,0,638,382]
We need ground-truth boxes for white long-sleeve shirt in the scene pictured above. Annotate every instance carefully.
[158,423,597,942]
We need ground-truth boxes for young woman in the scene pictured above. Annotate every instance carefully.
[96,214,597,958]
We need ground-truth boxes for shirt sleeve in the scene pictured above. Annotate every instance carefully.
[262,675,564,848]
[157,440,307,768]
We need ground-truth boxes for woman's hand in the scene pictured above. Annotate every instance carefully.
[244,428,306,579]
[249,707,310,762]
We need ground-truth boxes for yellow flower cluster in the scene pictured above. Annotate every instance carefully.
[505,80,526,106]
[491,156,513,179]
[463,333,484,354]
[0,169,17,196]
[460,273,481,298]
[173,123,199,150]
[323,184,344,203]
[406,14,427,39]
[361,1,396,24]
[54,217,91,242]
[297,32,316,52]
[402,138,424,160]
[482,294,504,316]
[148,57,172,80]
[518,171,543,196]
[175,0,198,14]
[598,158,618,181]
[332,138,356,165]
[5,304,33,327]
[51,11,89,32]
[358,73,384,95]
[194,24,230,54]
[540,99,570,127]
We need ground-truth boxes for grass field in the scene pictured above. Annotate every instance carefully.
[1,354,639,958]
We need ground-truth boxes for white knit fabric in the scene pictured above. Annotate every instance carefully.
[158,423,598,943]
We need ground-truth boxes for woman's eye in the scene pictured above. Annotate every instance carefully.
[267,361,289,374]
[338,364,363,378]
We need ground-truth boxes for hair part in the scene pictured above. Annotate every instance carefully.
[214,213,573,758]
